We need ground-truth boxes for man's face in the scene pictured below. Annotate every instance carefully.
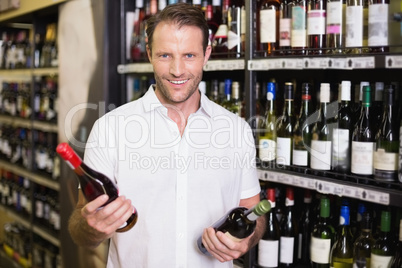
[147,22,211,105]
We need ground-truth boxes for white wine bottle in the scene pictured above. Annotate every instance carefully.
[197,199,271,255]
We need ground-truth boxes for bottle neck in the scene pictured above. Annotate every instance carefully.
[283,99,293,116]
[299,95,312,118]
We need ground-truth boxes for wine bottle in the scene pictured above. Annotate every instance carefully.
[197,199,271,255]
[353,211,375,268]
[297,189,312,265]
[258,188,280,268]
[370,211,395,268]
[332,81,353,176]
[221,78,232,110]
[351,85,375,181]
[330,205,354,268]
[368,0,389,53]
[374,85,399,183]
[279,0,293,54]
[229,81,243,118]
[205,0,220,46]
[212,1,229,57]
[372,82,384,130]
[307,0,327,54]
[279,187,298,267]
[259,0,281,56]
[311,83,332,173]
[345,0,364,54]
[354,202,367,237]
[227,0,244,58]
[291,0,308,54]
[310,196,335,268]
[56,143,138,233]
[390,219,402,268]
[259,82,277,168]
[277,82,294,169]
[326,0,344,54]
[292,83,313,172]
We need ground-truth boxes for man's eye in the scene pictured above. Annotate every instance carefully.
[160,54,169,58]
[186,54,194,58]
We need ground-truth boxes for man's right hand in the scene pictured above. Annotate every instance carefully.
[81,194,135,237]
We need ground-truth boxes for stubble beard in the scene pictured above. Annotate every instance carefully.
[155,73,202,104]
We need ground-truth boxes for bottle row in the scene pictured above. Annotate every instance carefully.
[128,0,402,62]
[0,75,58,122]
[256,184,402,268]
[0,125,60,180]
[2,222,61,268]
[0,23,58,70]
[0,170,61,235]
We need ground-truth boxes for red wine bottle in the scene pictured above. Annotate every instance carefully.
[197,199,271,255]
[56,142,138,233]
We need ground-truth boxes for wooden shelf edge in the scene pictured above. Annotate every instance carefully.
[32,225,60,247]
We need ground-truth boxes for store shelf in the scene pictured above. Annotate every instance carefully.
[117,59,245,74]
[0,205,30,229]
[258,168,402,207]
[248,54,402,70]
[0,247,24,268]
[32,67,59,76]
[0,67,58,79]
[0,115,58,133]
[0,0,68,23]
[0,160,59,191]
[32,225,60,247]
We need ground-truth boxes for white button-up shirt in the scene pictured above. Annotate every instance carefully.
[84,86,260,268]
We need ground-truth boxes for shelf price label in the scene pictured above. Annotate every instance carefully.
[303,57,330,69]
[327,58,347,69]
[316,181,344,196]
[346,57,375,69]
[204,60,245,71]
[277,173,294,185]
[117,63,153,73]
[385,56,402,68]
[363,190,390,205]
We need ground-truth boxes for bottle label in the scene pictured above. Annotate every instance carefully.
[332,128,350,167]
[215,24,228,38]
[259,138,276,161]
[292,149,308,166]
[374,149,398,171]
[279,18,291,47]
[370,253,392,268]
[292,6,307,47]
[307,10,326,35]
[310,140,332,170]
[260,9,277,43]
[277,137,292,166]
[326,2,342,34]
[347,5,364,47]
[280,236,295,264]
[310,236,331,264]
[258,239,279,267]
[351,141,374,175]
[368,4,388,47]
[224,231,242,242]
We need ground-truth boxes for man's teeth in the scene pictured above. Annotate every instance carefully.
[170,80,187,85]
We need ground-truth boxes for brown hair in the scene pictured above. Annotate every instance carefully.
[146,3,209,54]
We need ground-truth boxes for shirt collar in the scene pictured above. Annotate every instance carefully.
[142,84,213,118]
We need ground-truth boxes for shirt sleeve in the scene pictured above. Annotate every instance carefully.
[239,120,261,200]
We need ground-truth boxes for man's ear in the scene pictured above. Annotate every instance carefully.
[203,45,212,66]
[146,45,152,62]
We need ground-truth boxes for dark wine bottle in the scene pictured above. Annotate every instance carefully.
[351,85,375,181]
[370,210,395,268]
[332,81,353,176]
[390,219,402,268]
[279,187,298,267]
[307,0,327,54]
[374,85,399,183]
[258,188,280,268]
[310,196,335,268]
[197,199,271,255]
[330,205,354,268]
[279,0,293,54]
[297,189,312,265]
[56,143,138,233]
[353,211,375,268]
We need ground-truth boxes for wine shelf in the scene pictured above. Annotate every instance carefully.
[0,115,58,133]
[0,67,58,78]
[0,205,30,229]
[0,246,24,268]
[117,59,245,74]
[258,168,402,207]
[0,160,59,191]
[32,224,60,247]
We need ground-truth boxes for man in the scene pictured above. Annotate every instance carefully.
[68,3,265,267]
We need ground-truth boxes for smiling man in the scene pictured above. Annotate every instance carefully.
[67,3,265,268]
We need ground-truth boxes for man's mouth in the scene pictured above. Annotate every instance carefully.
[169,79,188,85]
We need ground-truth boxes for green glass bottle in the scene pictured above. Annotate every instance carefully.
[390,219,402,268]
[292,83,313,172]
[330,205,354,268]
[276,82,294,169]
[311,83,332,173]
[351,85,375,180]
[310,196,335,268]
[258,82,277,168]
[229,81,243,118]
[374,85,399,183]
[370,211,395,268]
[353,211,375,268]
